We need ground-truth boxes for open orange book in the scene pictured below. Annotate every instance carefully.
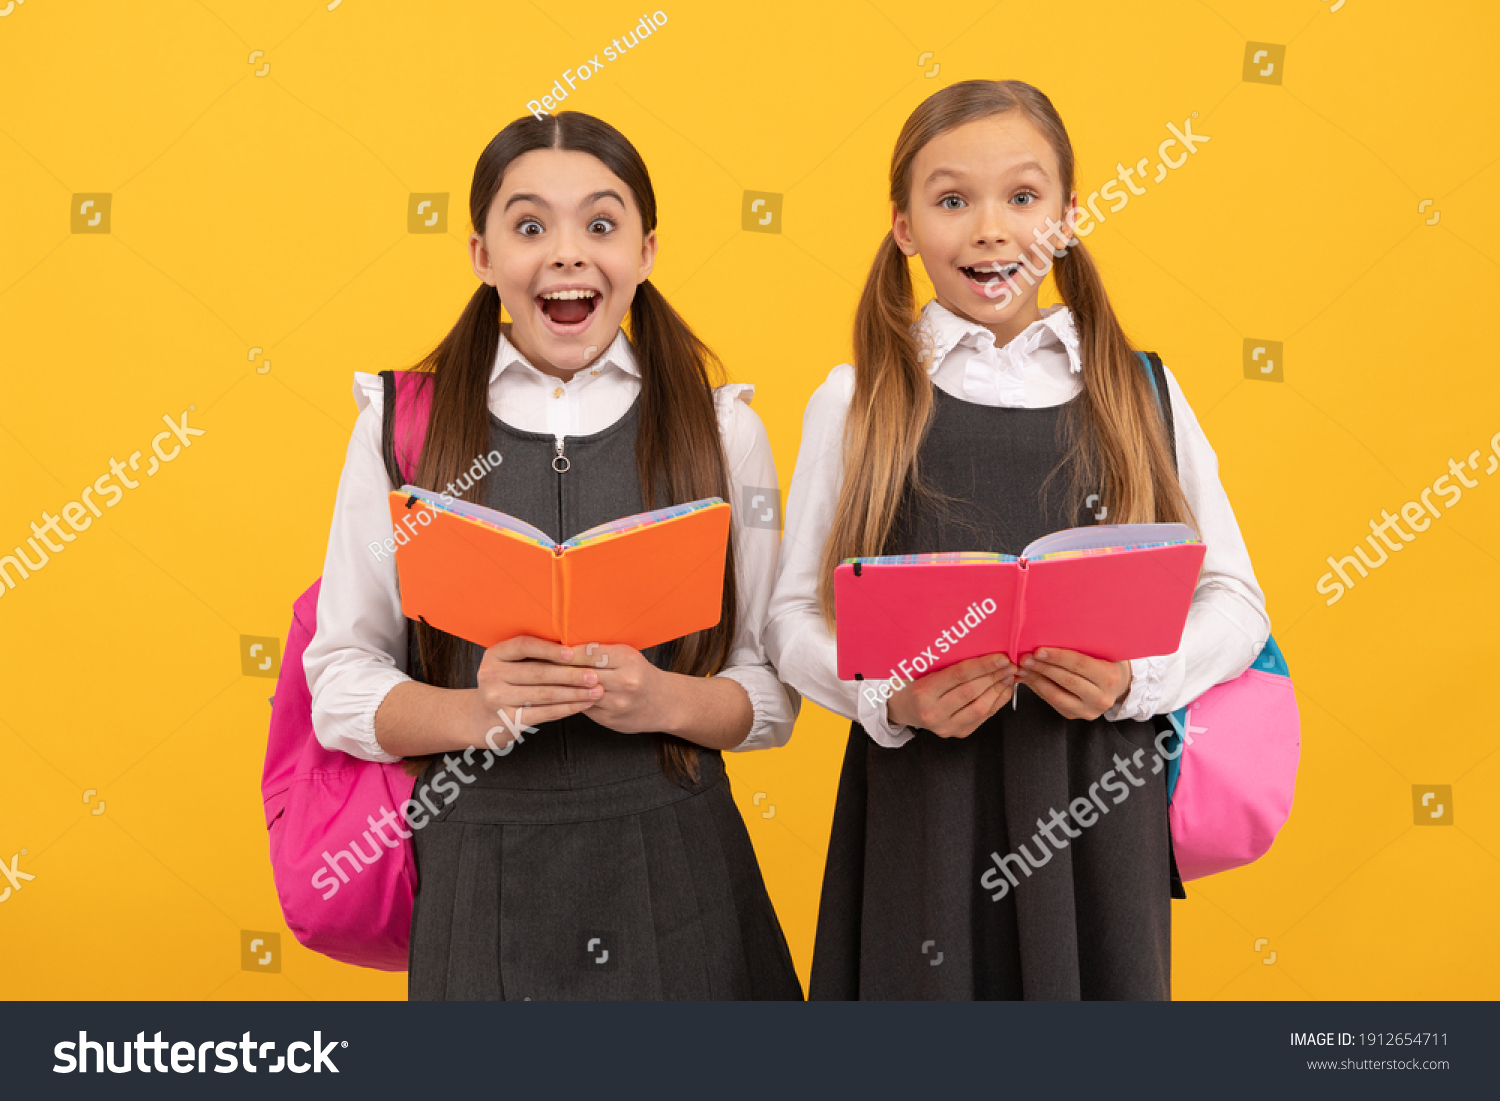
[386,486,731,650]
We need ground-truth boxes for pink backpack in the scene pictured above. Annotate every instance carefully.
[1162,636,1301,881]
[1135,352,1301,886]
[261,370,432,970]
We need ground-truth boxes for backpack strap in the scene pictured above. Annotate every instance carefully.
[378,370,434,488]
[1134,350,1188,901]
[1134,350,1177,469]
[378,370,436,692]
[379,371,403,487]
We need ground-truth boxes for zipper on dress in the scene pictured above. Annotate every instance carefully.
[552,434,572,775]
[553,436,568,555]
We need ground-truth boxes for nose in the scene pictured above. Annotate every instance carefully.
[547,223,590,270]
[971,201,1014,249]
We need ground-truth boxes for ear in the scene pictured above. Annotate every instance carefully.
[1062,191,1082,242]
[891,207,918,257]
[469,231,497,286]
[637,228,658,285]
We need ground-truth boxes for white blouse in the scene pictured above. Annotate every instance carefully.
[303,326,799,762]
[764,299,1271,749]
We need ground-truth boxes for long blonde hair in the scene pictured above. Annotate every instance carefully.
[817,79,1196,624]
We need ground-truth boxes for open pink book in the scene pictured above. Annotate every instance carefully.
[834,523,1207,681]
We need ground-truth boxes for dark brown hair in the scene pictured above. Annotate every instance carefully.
[400,112,738,782]
[818,79,1196,622]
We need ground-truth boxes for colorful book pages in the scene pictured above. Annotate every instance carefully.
[401,486,554,549]
[564,498,724,549]
[1028,538,1198,562]
[842,551,1020,566]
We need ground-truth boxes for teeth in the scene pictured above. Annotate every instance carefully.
[540,289,597,300]
[968,262,1019,275]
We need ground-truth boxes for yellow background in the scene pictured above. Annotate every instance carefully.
[1,0,1496,1000]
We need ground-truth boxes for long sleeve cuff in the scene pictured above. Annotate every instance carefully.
[1105,654,1171,724]
[855,680,915,748]
[714,665,800,751]
[309,661,410,763]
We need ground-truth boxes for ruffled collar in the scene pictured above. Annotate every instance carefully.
[914,298,1082,376]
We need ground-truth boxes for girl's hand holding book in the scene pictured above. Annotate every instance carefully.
[885,653,1015,739]
[468,635,605,748]
[1013,648,1131,721]
[558,642,673,736]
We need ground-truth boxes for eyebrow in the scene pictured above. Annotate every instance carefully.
[502,189,627,212]
[923,160,1051,187]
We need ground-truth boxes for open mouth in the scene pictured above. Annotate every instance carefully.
[537,288,600,330]
[960,261,1023,295]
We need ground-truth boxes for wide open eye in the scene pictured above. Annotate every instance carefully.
[588,216,616,234]
[517,217,544,237]
[940,194,965,210]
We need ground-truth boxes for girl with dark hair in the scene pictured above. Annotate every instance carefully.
[765,80,1270,999]
[304,111,802,1000]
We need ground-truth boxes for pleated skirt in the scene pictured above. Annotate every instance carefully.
[808,687,1173,1000]
[407,716,802,1001]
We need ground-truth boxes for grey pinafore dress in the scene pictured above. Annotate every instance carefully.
[404,392,802,1000]
[808,380,1175,1000]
